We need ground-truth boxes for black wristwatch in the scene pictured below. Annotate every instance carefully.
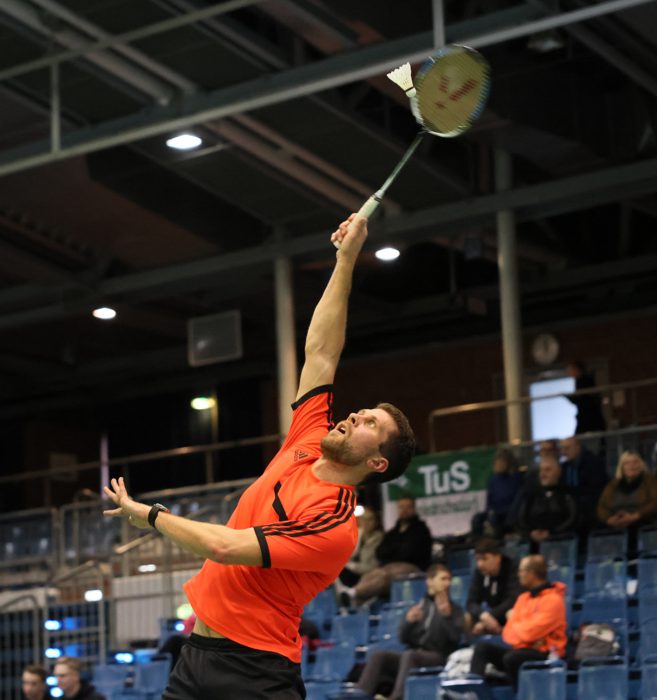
[148,503,170,530]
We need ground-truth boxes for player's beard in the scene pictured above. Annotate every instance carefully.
[320,432,363,467]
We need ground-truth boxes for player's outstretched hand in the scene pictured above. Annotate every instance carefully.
[103,477,149,528]
[330,213,368,259]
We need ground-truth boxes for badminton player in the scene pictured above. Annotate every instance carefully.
[103,212,416,699]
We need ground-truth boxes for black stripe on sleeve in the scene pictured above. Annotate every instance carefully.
[253,526,271,568]
[291,384,333,411]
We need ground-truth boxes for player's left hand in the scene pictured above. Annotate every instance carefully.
[103,477,150,528]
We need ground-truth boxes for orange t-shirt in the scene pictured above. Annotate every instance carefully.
[183,385,358,662]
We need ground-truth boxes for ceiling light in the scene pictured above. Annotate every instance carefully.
[191,396,216,410]
[92,307,116,320]
[166,134,202,150]
[354,504,365,517]
[84,589,103,602]
[375,247,400,262]
[138,564,157,573]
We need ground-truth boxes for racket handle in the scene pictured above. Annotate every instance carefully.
[332,193,382,249]
[358,194,382,219]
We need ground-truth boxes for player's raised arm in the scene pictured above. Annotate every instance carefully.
[296,213,368,401]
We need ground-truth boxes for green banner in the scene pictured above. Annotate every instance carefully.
[387,446,496,500]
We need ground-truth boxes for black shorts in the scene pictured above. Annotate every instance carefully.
[162,634,306,700]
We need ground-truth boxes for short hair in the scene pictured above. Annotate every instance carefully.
[55,657,81,674]
[615,450,648,479]
[521,555,548,581]
[23,665,47,682]
[427,563,451,578]
[495,448,519,474]
[364,402,416,485]
[474,537,502,556]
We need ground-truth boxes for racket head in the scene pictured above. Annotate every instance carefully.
[412,44,491,138]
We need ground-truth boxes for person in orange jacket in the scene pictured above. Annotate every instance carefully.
[470,554,567,689]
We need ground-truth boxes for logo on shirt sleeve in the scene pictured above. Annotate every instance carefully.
[294,449,309,461]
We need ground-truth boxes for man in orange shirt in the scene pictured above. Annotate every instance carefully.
[103,213,416,699]
[470,554,567,690]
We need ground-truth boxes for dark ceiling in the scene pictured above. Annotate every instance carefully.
[1,0,657,420]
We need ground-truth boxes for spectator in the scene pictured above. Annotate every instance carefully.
[159,613,196,669]
[470,555,567,690]
[515,457,577,546]
[340,506,384,586]
[466,538,522,636]
[357,564,464,700]
[21,665,50,700]
[354,496,432,605]
[471,449,523,539]
[53,658,106,700]
[566,361,606,435]
[560,436,608,530]
[597,451,657,531]
[538,440,559,462]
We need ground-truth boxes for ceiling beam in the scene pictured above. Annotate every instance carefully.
[0,0,654,177]
[0,157,654,330]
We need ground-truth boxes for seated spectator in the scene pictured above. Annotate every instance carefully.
[354,496,432,605]
[340,505,384,586]
[471,449,523,539]
[560,436,608,530]
[53,657,106,700]
[357,564,464,700]
[159,613,196,668]
[470,555,567,690]
[466,538,522,636]
[22,664,51,700]
[597,450,657,532]
[515,457,577,547]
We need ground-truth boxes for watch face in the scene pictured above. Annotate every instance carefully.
[532,333,559,366]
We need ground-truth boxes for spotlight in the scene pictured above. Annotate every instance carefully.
[166,134,202,150]
[375,247,400,262]
[191,396,215,410]
[92,307,116,320]
[84,589,103,602]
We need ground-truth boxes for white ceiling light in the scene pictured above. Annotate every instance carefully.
[191,396,216,411]
[166,134,202,150]
[92,307,116,320]
[375,247,400,262]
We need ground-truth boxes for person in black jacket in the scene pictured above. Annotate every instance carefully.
[466,538,522,635]
[566,361,606,435]
[560,436,607,530]
[357,564,464,700]
[515,458,577,548]
[354,496,433,605]
[54,658,106,700]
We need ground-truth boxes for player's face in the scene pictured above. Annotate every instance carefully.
[21,672,45,700]
[321,407,396,468]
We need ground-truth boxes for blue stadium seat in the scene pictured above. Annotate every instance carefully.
[133,654,172,698]
[305,587,338,637]
[446,546,474,573]
[639,526,657,555]
[390,574,426,605]
[540,535,578,569]
[581,594,627,627]
[310,642,356,682]
[404,670,442,700]
[371,603,411,642]
[583,558,627,599]
[641,654,657,700]
[304,680,341,700]
[502,540,530,562]
[577,657,627,700]
[640,618,657,663]
[638,555,657,593]
[332,612,370,646]
[518,660,566,700]
[639,585,657,622]
[450,572,471,608]
[92,664,133,696]
[587,530,628,562]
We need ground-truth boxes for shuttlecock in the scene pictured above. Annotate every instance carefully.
[387,62,416,97]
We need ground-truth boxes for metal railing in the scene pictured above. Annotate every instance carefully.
[428,376,657,453]
[0,593,42,700]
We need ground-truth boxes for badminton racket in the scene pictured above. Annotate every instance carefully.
[335,44,490,247]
